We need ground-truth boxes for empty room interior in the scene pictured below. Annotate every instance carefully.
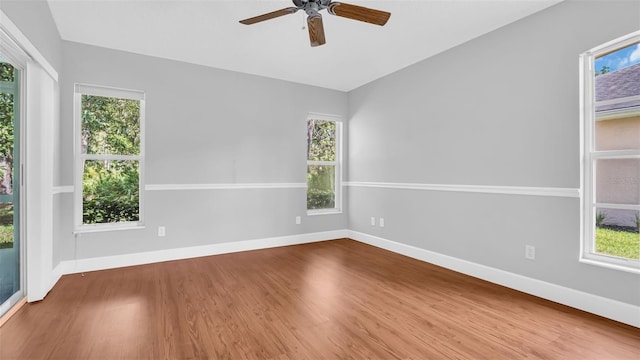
[0,0,639,358]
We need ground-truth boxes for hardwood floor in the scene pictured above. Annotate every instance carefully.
[0,239,638,359]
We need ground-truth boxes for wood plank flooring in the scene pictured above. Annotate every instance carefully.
[0,239,638,359]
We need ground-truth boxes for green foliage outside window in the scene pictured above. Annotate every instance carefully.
[307,166,335,209]
[0,63,14,82]
[307,119,336,162]
[0,63,15,247]
[81,95,140,155]
[82,160,139,224]
[0,203,13,249]
[0,93,14,194]
[307,119,337,209]
[81,95,141,224]
[0,63,15,195]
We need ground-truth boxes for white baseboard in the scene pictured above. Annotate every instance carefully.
[56,230,348,275]
[348,230,640,328]
[48,229,638,328]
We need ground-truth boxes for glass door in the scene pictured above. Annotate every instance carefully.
[0,58,22,316]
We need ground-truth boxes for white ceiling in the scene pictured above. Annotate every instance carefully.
[47,0,562,91]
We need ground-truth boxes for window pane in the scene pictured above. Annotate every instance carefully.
[307,165,335,209]
[595,158,640,205]
[594,42,640,151]
[594,207,639,260]
[0,92,14,195]
[0,63,14,82]
[81,95,140,155]
[595,118,640,151]
[83,160,139,224]
[307,119,336,161]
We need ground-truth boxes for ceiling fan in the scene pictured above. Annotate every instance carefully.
[239,0,391,47]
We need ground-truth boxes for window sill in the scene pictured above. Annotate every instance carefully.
[579,255,640,275]
[307,209,343,216]
[74,223,146,234]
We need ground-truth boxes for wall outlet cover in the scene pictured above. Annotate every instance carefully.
[525,245,535,260]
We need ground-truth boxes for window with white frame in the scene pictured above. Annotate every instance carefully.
[74,84,145,231]
[306,114,341,213]
[581,31,640,272]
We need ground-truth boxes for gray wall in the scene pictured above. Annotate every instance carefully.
[348,0,640,306]
[0,1,62,73]
[57,42,348,263]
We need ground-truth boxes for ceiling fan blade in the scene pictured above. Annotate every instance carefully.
[328,2,390,26]
[307,14,326,47]
[239,7,299,25]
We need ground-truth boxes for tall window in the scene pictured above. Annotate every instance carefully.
[581,31,640,272]
[307,114,341,213]
[74,84,145,231]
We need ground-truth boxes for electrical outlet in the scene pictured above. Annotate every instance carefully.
[295,216,301,225]
[525,245,535,260]
[371,217,376,226]
[158,226,166,237]
[379,217,385,227]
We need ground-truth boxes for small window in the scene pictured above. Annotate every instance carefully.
[581,31,640,272]
[306,114,341,214]
[74,84,145,232]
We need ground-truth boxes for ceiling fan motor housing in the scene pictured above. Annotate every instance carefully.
[294,0,332,16]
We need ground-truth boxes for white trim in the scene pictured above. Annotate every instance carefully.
[594,95,640,108]
[50,261,70,293]
[307,160,336,166]
[591,150,640,159]
[307,208,343,216]
[145,182,307,191]
[588,30,640,56]
[594,203,640,211]
[580,256,640,275]
[25,62,55,302]
[75,83,144,101]
[0,28,29,72]
[73,223,145,235]
[57,230,348,274]
[81,154,142,161]
[348,230,640,328]
[52,186,74,194]
[0,10,58,81]
[579,54,587,274]
[53,183,308,193]
[596,108,640,121]
[345,181,580,198]
[307,112,342,123]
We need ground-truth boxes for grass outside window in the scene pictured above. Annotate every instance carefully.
[595,227,640,260]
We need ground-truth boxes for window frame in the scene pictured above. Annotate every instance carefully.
[580,31,640,273]
[306,113,342,215]
[73,83,146,233]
